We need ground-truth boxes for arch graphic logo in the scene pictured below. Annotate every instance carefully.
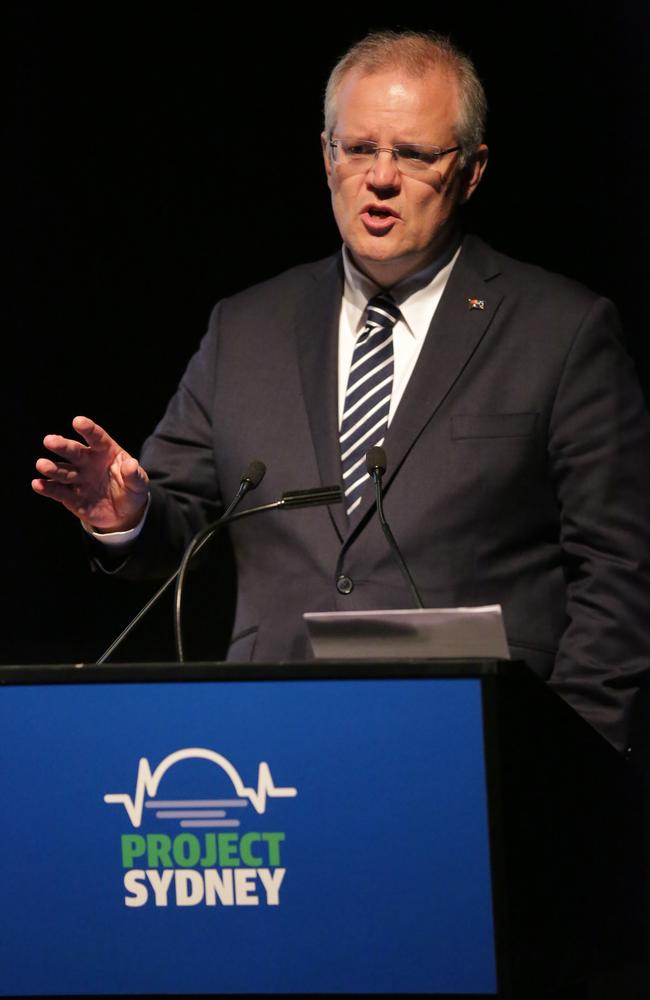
[104,747,297,908]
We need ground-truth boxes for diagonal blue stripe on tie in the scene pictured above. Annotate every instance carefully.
[340,293,400,516]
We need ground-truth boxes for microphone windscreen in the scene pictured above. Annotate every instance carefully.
[244,461,266,489]
[366,446,387,476]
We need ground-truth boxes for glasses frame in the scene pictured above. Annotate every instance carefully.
[328,137,461,174]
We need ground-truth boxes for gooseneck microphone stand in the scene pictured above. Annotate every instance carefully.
[96,461,267,665]
[366,446,424,609]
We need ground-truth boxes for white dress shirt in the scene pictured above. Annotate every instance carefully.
[338,242,461,427]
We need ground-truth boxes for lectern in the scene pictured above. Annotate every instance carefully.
[0,660,642,997]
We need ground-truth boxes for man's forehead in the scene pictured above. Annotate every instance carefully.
[333,66,460,134]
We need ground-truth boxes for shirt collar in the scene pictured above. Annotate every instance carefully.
[341,236,463,340]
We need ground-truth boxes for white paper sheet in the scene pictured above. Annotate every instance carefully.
[304,605,510,660]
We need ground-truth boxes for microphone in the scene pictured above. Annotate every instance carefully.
[241,460,266,491]
[366,446,424,609]
[173,482,343,662]
[366,445,387,478]
[96,461,267,664]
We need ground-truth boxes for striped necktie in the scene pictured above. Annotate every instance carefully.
[340,293,400,516]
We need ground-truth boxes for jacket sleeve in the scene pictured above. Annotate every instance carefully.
[547,295,650,751]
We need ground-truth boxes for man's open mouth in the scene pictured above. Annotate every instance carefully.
[361,206,400,232]
[363,204,399,219]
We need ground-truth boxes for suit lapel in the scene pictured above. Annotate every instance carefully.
[295,254,348,540]
[347,236,504,534]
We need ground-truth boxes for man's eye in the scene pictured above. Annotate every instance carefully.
[344,142,376,156]
[397,146,438,164]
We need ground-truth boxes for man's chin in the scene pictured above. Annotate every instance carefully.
[349,235,406,265]
[347,244,424,286]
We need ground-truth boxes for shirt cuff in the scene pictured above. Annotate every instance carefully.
[82,493,151,547]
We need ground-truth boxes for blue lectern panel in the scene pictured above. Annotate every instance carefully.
[0,678,496,995]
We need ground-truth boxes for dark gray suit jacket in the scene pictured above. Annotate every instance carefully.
[122,235,650,751]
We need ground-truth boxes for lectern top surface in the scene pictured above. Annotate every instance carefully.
[0,658,524,685]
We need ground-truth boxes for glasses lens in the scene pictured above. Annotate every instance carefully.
[337,140,377,164]
[394,145,441,171]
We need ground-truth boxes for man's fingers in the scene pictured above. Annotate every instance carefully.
[71,415,118,452]
[119,456,150,494]
[34,417,144,529]
[42,416,125,466]
[31,478,75,504]
[41,434,87,462]
[35,458,79,483]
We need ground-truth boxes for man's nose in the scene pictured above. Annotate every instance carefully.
[367,147,401,188]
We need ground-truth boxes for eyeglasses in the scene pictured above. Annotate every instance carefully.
[328,137,461,176]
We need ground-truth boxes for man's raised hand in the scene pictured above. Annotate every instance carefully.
[32,415,150,532]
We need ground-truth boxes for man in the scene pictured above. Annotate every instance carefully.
[32,30,650,752]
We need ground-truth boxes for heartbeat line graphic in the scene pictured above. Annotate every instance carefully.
[104,748,297,828]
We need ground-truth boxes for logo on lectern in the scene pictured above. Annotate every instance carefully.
[104,747,297,908]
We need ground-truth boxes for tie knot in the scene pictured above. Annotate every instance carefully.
[366,293,401,330]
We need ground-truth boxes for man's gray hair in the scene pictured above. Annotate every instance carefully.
[323,30,487,165]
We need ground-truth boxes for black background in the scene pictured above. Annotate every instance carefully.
[7,3,650,666]
[6,5,650,995]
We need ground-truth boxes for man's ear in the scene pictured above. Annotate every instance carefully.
[321,132,333,185]
[460,143,488,204]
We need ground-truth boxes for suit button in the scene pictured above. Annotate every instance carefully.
[336,574,354,595]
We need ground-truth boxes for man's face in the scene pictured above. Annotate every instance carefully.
[322,67,487,286]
